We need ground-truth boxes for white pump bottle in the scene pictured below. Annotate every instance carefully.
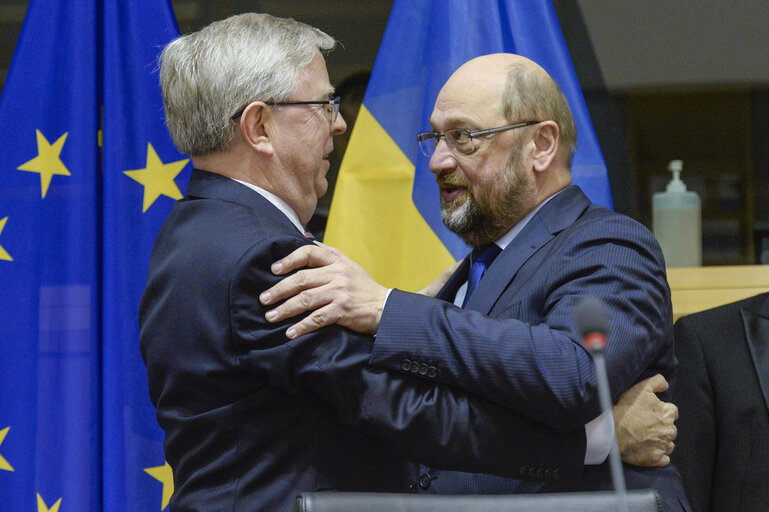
[652,160,702,267]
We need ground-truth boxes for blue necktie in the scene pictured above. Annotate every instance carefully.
[462,243,502,307]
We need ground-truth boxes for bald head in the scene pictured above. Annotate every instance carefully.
[442,54,545,108]
[437,53,577,163]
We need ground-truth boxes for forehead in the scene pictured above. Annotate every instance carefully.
[430,64,507,129]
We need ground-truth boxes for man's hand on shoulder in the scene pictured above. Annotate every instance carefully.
[613,374,678,467]
[259,243,388,338]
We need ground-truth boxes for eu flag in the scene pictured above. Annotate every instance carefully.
[0,0,187,510]
[324,0,613,291]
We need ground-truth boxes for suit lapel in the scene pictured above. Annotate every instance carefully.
[464,186,592,314]
[741,294,769,420]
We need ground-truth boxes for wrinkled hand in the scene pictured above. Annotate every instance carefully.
[612,374,678,467]
[417,261,460,297]
[259,243,388,338]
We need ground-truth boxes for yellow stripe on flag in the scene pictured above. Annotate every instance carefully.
[325,106,456,291]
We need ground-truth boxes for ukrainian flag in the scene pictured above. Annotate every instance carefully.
[0,0,185,510]
[325,0,612,291]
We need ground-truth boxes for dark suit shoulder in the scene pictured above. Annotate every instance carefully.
[580,204,656,242]
[540,204,665,278]
[228,233,316,348]
[174,191,301,239]
[675,292,769,333]
[539,186,656,245]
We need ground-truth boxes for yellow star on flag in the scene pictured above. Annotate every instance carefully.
[124,143,188,212]
[17,130,71,199]
[0,218,12,262]
[144,461,174,510]
[36,494,62,512]
[0,427,14,471]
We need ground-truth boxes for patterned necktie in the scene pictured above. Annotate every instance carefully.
[462,243,502,307]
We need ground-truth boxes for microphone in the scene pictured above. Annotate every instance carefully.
[574,297,609,352]
[575,298,629,512]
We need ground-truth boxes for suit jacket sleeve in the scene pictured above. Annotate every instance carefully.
[371,214,673,432]
[672,316,716,511]
[229,235,586,482]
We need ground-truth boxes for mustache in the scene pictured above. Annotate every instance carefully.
[436,173,470,188]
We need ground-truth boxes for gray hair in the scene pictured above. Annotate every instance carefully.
[159,13,336,156]
[502,63,577,162]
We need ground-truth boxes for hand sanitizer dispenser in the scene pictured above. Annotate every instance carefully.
[652,160,701,267]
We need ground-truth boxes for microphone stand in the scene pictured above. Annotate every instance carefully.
[590,345,629,512]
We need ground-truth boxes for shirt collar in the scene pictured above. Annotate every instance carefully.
[231,178,304,234]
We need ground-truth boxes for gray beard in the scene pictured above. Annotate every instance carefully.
[440,168,534,248]
[440,192,505,248]
[439,136,534,247]
[441,194,477,235]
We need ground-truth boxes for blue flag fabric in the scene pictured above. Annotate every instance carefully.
[101,1,188,510]
[0,0,186,510]
[328,0,613,269]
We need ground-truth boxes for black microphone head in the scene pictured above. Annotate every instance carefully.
[574,297,609,337]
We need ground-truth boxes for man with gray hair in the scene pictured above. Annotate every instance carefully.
[140,14,677,511]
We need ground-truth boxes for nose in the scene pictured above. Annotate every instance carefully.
[332,112,347,136]
[428,139,457,176]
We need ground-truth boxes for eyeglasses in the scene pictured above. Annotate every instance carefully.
[230,94,341,122]
[416,121,540,157]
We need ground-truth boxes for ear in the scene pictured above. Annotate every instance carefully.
[530,121,559,172]
[238,102,274,157]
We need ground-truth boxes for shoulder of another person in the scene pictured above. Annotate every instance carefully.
[675,300,747,350]
[238,233,313,263]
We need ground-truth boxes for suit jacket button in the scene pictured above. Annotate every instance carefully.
[519,465,528,477]
[419,473,434,490]
[552,468,560,480]
[419,363,428,375]
[401,359,412,372]
[410,362,419,373]
[427,366,438,378]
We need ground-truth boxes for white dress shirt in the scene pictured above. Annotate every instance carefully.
[232,178,305,234]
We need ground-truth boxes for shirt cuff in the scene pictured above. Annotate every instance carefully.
[374,288,393,337]
[383,288,392,308]
[584,410,614,465]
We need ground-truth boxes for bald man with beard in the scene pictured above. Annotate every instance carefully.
[260,53,690,510]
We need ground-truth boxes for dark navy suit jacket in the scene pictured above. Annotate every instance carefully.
[673,292,769,512]
[139,170,590,511]
[373,186,691,510]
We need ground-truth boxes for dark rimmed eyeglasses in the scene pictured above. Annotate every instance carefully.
[230,94,341,122]
[416,120,540,157]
